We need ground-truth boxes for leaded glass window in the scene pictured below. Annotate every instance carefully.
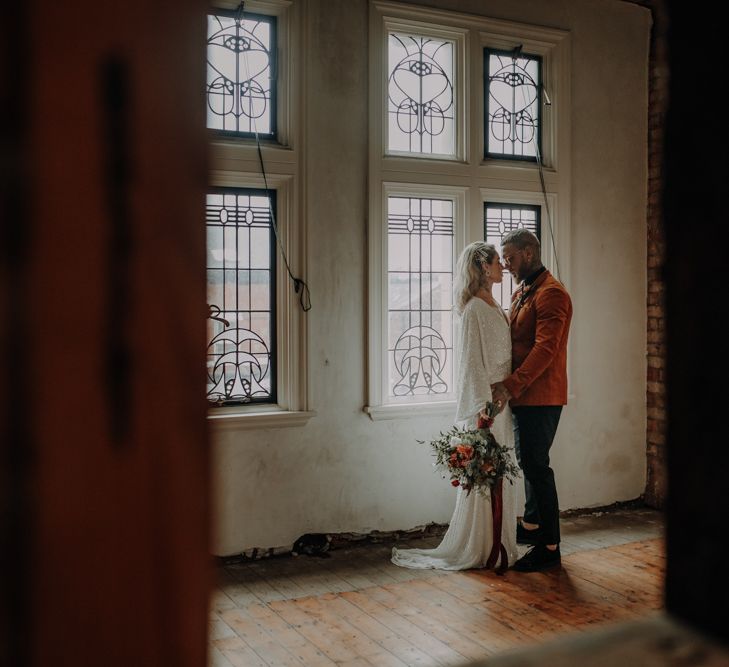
[484,48,541,160]
[206,189,276,405]
[484,203,541,310]
[388,33,455,156]
[206,11,276,137]
[388,196,454,398]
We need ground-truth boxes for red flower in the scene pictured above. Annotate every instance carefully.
[451,479,460,487]
[478,415,495,429]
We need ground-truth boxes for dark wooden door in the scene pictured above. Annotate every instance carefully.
[1,2,210,665]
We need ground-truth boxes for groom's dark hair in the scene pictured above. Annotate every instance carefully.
[502,228,541,254]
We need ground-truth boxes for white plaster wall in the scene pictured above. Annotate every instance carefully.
[211,0,650,555]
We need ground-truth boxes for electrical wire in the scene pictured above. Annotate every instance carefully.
[236,2,311,311]
[509,45,562,282]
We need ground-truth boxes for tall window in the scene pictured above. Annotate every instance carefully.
[206,10,277,137]
[387,32,456,156]
[206,188,276,405]
[368,2,569,418]
[484,48,542,160]
[388,196,454,398]
[484,203,541,309]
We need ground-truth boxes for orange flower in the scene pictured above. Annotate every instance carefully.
[480,460,495,473]
[455,445,474,461]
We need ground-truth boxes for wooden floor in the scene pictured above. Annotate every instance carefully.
[209,508,664,666]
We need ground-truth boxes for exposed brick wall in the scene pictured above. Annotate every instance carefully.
[644,0,668,508]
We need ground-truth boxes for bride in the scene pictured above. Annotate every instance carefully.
[392,241,519,570]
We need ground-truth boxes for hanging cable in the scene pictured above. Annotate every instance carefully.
[236,2,311,311]
[533,136,562,282]
[510,46,562,282]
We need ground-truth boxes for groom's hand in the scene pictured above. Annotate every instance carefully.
[491,382,512,413]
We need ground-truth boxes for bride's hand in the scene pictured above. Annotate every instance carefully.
[491,382,511,413]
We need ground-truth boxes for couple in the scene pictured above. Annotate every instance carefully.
[392,229,573,573]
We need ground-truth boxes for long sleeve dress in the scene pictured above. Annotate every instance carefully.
[391,297,519,570]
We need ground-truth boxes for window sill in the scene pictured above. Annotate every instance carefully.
[207,408,316,431]
[209,137,293,152]
[364,401,456,421]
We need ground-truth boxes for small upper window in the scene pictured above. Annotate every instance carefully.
[484,48,541,161]
[388,32,456,156]
[206,10,277,138]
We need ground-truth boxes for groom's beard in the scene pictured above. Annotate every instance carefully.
[514,261,540,284]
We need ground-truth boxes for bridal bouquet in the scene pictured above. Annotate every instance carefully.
[423,402,520,496]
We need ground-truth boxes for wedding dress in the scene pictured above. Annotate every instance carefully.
[391,297,520,570]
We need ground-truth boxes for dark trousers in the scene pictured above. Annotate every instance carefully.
[512,406,563,545]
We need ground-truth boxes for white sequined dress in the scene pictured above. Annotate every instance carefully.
[391,297,520,570]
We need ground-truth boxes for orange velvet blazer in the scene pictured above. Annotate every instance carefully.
[502,269,573,406]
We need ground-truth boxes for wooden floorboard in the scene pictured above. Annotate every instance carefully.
[210,508,664,666]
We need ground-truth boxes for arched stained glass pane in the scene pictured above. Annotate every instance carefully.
[388,33,455,156]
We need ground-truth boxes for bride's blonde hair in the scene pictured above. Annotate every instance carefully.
[454,242,497,315]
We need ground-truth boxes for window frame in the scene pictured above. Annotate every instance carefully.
[206,0,312,430]
[206,171,311,429]
[479,188,562,282]
[477,22,569,172]
[383,21,467,162]
[483,47,543,162]
[206,8,278,140]
[209,0,295,150]
[205,186,278,407]
[367,1,571,420]
[369,183,467,416]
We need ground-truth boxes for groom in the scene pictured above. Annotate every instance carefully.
[491,229,572,572]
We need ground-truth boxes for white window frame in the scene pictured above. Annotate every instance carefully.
[366,183,467,420]
[366,0,571,420]
[207,0,313,431]
[383,20,468,161]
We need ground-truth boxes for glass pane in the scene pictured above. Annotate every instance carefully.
[250,228,270,269]
[387,196,454,398]
[485,50,540,159]
[484,203,541,310]
[237,270,251,311]
[207,12,275,136]
[249,270,271,310]
[206,189,276,405]
[388,33,455,155]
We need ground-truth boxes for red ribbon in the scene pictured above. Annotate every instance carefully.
[485,477,508,574]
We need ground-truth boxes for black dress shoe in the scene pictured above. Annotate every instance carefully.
[512,544,561,572]
[516,522,541,545]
